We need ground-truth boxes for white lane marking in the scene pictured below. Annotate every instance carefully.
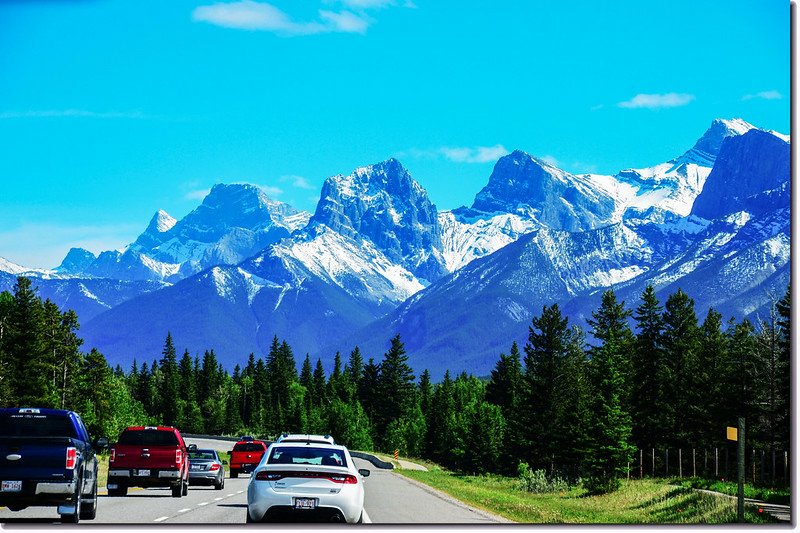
[214,497,223,501]
[362,510,372,524]
[226,493,234,497]
[236,490,244,494]
[198,502,209,506]
[178,508,191,513]
[154,516,169,522]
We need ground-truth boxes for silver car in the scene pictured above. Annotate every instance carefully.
[187,448,226,490]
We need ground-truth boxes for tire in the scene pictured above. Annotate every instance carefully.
[79,474,98,520]
[356,511,363,524]
[214,475,224,490]
[231,469,238,479]
[245,510,254,523]
[182,479,189,496]
[172,483,182,498]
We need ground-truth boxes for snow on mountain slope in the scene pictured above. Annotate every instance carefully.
[68,183,312,282]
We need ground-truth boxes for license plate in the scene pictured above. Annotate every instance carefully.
[1,481,22,492]
[293,498,316,510]
[191,465,203,471]
[135,469,150,476]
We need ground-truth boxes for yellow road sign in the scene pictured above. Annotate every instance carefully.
[727,427,738,441]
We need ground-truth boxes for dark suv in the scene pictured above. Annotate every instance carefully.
[0,407,106,523]
[107,426,189,497]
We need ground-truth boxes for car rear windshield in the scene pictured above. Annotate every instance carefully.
[267,446,347,467]
[0,414,76,438]
[189,450,217,460]
[118,430,179,446]
[233,443,265,452]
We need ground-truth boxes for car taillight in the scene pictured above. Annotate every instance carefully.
[329,474,357,484]
[209,464,220,471]
[66,447,77,469]
[175,449,182,465]
[109,448,116,463]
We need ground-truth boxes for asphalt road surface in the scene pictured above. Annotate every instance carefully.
[0,438,504,525]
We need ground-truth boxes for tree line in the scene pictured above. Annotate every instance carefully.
[0,276,790,493]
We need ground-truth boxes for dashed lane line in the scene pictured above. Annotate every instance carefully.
[198,502,209,506]
[178,508,191,513]
[214,497,224,501]
[154,516,170,522]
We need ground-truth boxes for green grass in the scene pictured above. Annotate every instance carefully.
[397,467,776,524]
[671,477,790,505]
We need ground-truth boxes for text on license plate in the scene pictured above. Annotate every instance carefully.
[191,465,202,471]
[135,469,150,476]
[293,498,317,509]
[1,480,22,492]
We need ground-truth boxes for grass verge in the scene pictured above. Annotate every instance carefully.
[396,468,776,524]
[671,477,790,505]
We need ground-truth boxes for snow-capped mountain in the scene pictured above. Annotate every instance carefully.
[335,125,790,378]
[312,159,447,283]
[8,118,787,378]
[438,118,755,272]
[80,160,446,369]
[64,183,312,282]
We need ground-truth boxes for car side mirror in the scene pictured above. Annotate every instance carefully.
[358,468,370,477]
[222,460,228,465]
[94,437,109,451]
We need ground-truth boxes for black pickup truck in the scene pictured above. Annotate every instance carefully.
[0,407,107,523]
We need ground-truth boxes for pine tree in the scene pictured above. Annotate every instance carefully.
[662,289,702,445]
[344,346,364,402]
[775,285,790,451]
[375,335,416,447]
[158,333,180,425]
[486,342,524,473]
[0,291,13,406]
[631,285,668,449]
[520,304,571,470]
[583,290,635,494]
[7,277,50,406]
[312,359,327,407]
[359,358,381,423]
[699,308,727,445]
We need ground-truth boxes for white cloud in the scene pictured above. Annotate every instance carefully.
[440,144,509,164]
[617,93,695,109]
[0,109,150,119]
[185,188,211,201]
[742,90,782,101]
[192,1,372,35]
[280,175,316,190]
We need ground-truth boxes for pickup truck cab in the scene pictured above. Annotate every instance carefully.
[229,439,268,478]
[0,407,106,523]
[108,426,189,498]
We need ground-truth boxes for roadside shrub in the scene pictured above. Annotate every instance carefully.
[517,461,572,493]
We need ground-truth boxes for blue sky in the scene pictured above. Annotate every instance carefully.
[0,0,790,268]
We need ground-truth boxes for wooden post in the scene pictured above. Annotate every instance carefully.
[737,418,745,523]
[785,451,788,485]
[666,449,669,477]
[692,449,696,478]
[627,461,630,480]
[752,448,756,483]
[639,449,643,479]
[704,449,708,477]
[715,447,718,477]
[771,449,776,486]
[679,448,683,478]
[652,448,655,477]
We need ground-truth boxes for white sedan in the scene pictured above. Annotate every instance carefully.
[246,441,370,523]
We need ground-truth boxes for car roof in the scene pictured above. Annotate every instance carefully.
[270,441,347,452]
[122,425,179,432]
[0,407,74,416]
[234,439,267,446]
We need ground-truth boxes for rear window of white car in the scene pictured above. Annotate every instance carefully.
[267,446,347,468]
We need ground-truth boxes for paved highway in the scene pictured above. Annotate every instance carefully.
[0,437,505,525]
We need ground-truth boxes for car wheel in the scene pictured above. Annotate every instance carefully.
[357,511,364,524]
[182,479,189,496]
[79,475,98,520]
[171,483,183,498]
[246,510,255,523]
[231,469,238,479]
[215,475,224,490]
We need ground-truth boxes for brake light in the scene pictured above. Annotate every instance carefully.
[66,447,77,469]
[254,471,357,484]
[175,449,182,465]
[109,448,116,463]
[209,464,221,471]
[329,474,358,484]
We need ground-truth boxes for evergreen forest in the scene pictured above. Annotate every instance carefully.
[0,276,790,493]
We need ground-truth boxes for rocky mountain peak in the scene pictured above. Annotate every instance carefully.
[56,247,97,273]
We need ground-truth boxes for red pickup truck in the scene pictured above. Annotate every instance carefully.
[107,426,189,497]
[229,439,268,478]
